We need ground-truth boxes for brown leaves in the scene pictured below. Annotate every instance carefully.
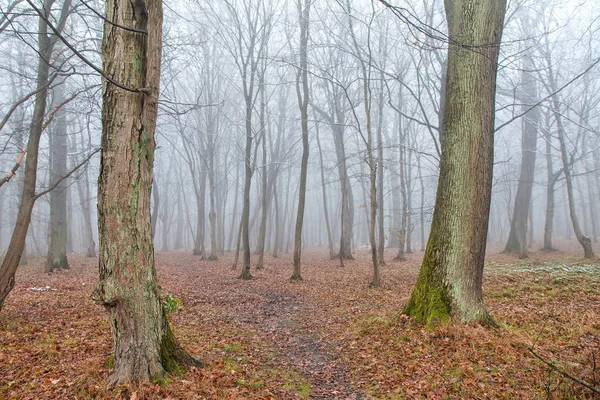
[1,246,599,398]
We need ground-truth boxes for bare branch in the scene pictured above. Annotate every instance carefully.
[0,147,27,188]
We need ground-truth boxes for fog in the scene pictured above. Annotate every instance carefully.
[0,0,599,261]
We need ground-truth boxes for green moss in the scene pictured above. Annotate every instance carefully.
[224,343,243,353]
[160,324,183,376]
[105,355,115,369]
[402,251,451,327]
[151,376,171,387]
[134,52,141,72]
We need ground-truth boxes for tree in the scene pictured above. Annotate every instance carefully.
[503,49,539,258]
[0,0,72,310]
[403,0,507,325]
[291,0,310,282]
[46,77,70,272]
[92,0,199,384]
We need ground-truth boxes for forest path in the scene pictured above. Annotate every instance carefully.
[229,285,364,399]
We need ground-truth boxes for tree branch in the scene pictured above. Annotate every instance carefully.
[0,147,27,188]
[25,0,143,94]
[34,147,100,200]
[529,348,600,395]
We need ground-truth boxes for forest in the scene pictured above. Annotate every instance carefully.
[0,0,599,398]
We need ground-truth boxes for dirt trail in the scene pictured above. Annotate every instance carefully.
[231,288,363,399]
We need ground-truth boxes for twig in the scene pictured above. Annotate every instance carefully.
[34,147,100,200]
[80,0,146,35]
[0,147,27,188]
[25,0,142,94]
[529,347,600,395]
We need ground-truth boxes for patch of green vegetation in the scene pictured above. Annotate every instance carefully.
[359,315,395,336]
[0,317,17,331]
[35,333,57,349]
[443,366,463,380]
[236,378,265,390]
[282,380,311,399]
[151,376,171,387]
[270,369,311,399]
[502,288,516,298]
[224,357,242,373]
[402,252,451,327]
[394,335,411,344]
[224,343,243,353]
[105,355,115,369]
[161,293,183,315]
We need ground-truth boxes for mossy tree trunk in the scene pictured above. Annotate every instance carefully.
[95,0,199,385]
[403,0,507,326]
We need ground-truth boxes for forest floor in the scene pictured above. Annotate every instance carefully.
[1,241,599,399]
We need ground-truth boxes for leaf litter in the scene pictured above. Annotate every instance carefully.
[0,242,599,399]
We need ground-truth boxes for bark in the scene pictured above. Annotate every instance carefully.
[403,0,506,325]
[94,0,199,385]
[503,54,538,258]
[291,0,310,282]
[151,177,159,238]
[0,0,71,310]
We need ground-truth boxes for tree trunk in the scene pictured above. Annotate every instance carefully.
[551,98,594,258]
[503,54,538,258]
[227,159,240,252]
[405,147,413,254]
[0,0,70,310]
[255,82,268,269]
[315,120,334,259]
[151,177,160,239]
[395,135,408,262]
[208,161,218,260]
[272,184,280,258]
[192,168,206,257]
[376,71,385,265]
[291,0,310,282]
[94,0,199,385]
[543,113,557,251]
[403,0,506,325]
[417,154,426,251]
[46,78,70,272]
[238,98,254,280]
